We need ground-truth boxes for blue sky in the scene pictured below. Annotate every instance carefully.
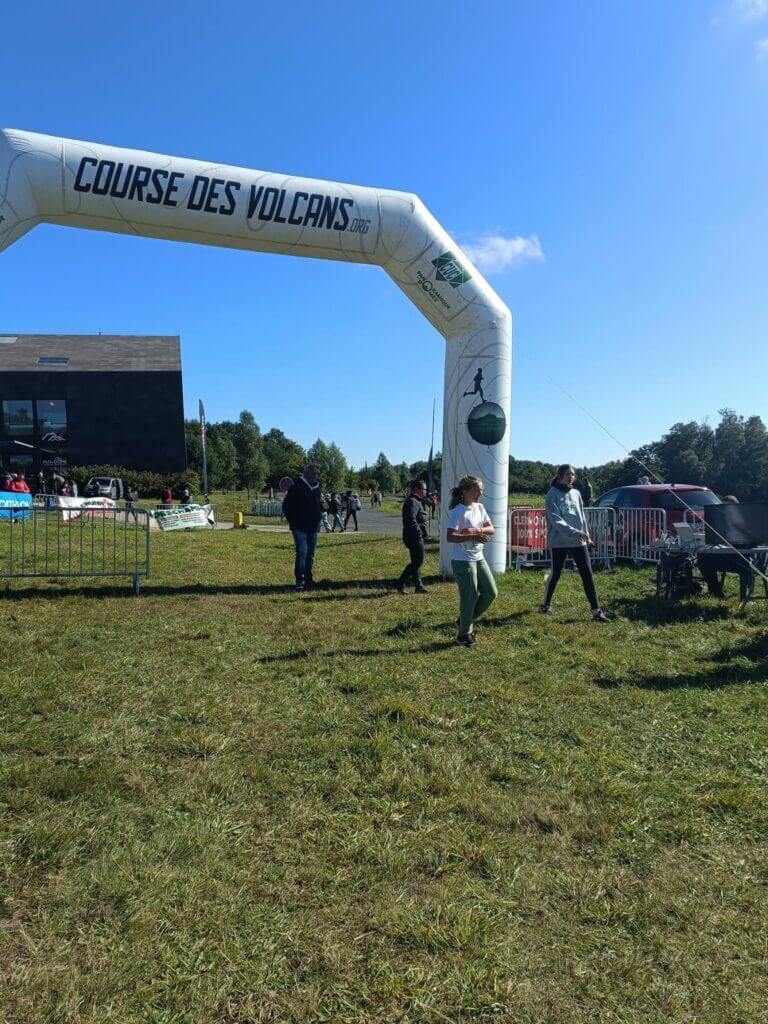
[2,1,767,469]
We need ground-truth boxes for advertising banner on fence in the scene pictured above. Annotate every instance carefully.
[0,491,32,520]
[151,504,214,532]
[56,495,118,522]
[509,508,547,551]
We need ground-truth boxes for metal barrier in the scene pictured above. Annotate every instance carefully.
[250,500,284,518]
[507,505,665,569]
[610,508,667,563]
[0,502,150,593]
[585,507,615,568]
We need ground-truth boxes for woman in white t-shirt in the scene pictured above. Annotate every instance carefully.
[446,475,498,647]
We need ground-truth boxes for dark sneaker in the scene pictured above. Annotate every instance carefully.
[592,608,609,623]
[395,581,406,594]
[456,632,477,648]
[415,583,429,594]
[540,604,552,615]
[294,582,305,592]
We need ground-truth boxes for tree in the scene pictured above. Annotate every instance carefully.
[371,452,398,494]
[262,429,305,487]
[306,439,349,493]
[233,410,268,495]
[202,425,238,490]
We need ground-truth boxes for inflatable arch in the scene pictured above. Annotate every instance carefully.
[0,129,512,573]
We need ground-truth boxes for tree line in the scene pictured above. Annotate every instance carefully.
[512,408,768,502]
[184,407,768,502]
[183,414,442,495]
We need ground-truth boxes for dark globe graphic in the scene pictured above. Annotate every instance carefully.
[467,401,506,446]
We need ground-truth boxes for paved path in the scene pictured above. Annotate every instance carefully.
[325,505,441,538]
[216,505,441,537]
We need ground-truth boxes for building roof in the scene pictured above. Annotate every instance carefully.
[0,335,181,372]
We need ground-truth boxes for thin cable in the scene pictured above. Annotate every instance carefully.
[543,374,768,587]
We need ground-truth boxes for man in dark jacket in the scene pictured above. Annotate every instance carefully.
[282,465,322,591]
[396,480,429,593]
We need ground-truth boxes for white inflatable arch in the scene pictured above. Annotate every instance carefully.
[0,129,511,573]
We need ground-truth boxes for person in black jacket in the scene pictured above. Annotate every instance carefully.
[396,480,429,594]
[282,465,322,591]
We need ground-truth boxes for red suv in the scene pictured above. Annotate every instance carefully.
[594,484,721,528]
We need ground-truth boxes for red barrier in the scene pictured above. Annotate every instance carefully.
[509,507,547,551]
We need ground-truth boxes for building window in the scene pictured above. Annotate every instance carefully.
[9,453,33,474]
[36,399,67,441]
[36,356,69,366]
[3,400,34,437]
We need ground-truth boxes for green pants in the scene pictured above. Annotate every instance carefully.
[452,558,498,634]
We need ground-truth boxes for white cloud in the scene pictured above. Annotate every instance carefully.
[461,233,545,275]
[757,35,768,55]
[712,0,767,26]
[735,0,768,19]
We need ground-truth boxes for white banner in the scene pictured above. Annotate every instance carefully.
[151,504,214,532]
[56,495,118,522]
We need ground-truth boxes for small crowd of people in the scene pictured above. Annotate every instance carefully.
[318,491,362,533]
[282,462,608,644]
[1,470,78,496]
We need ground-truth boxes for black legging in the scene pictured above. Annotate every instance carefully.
[398,537,425,585]
[543,546,599,610]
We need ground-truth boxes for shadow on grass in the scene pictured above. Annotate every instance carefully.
[0,574,448,601]
[595,631,768,690]
[610,596,731,625]
[254,639,458,664]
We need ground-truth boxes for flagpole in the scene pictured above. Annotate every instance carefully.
[199,399,209,498]
[427,397,435,494]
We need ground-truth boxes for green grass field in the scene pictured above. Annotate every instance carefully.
[1,528,767,1023]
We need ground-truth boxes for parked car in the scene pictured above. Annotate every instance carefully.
[84,476,124,500]
[594,484,721,525]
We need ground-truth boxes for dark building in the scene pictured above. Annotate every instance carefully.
[0,334,186,478]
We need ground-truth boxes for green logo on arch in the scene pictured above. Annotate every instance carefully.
[431,251,472,288]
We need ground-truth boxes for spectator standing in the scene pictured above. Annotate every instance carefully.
[33,471,46,496]
[68,479,79,498]
[125,485,138,519]
[344,490,360,532]
[542,464,608,622]
[396,480,429,594]
[9,474,30,493]
[282,465,322,591]
[180,484,192,504]
[320,494,332,533]
[579,476,593,508]
[329,494,344,532]
[446,475,497,647]
[162,486,173,507]
[430,491,438,520]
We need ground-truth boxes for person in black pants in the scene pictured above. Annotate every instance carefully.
[343,490,359,532]
[542,464,608,622]
[396,480,429,593]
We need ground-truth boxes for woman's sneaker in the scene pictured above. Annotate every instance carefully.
[592,608,609,623]
[539,604,552,615]
[456,632,477,648]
